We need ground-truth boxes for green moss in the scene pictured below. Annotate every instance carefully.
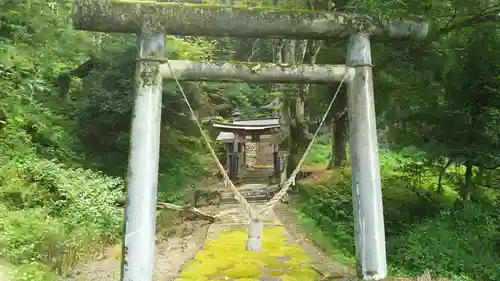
[138,62,161,87]
[110,1,320,14]
[199,60,300,68]
[178,226,320,280]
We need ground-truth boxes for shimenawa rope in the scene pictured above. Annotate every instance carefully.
[164,59,347,221]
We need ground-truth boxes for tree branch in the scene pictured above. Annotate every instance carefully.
[115,199,217,222]
[439,8,500,34]
[484,163,500,170]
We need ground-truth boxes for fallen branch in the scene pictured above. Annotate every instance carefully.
[156,202,217,223]
[115,199,217,223]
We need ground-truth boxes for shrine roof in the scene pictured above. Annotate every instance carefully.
[214,118,279,141]
[232,118,279,126]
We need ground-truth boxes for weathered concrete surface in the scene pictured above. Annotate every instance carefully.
[72,1,429,40]
[160,60,353,83]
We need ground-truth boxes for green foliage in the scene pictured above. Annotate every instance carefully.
[0,150,123,277]
[0,0,277,278]
[0,3,125,277]
[390,203,499,281]
[295,142,499,281]
[373,4,500,174]
[1,0,499,280]
[216,83,274,118]
[0,0,228,278]
[8,263,57,281]
[304,136,331,165]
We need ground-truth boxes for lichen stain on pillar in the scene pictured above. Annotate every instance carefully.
[138,63,161,87]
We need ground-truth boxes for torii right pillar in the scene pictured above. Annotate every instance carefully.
[346,33,386,280]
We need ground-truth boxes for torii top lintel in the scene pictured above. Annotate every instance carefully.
[72,1,429,40]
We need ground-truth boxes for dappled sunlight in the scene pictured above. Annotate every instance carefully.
[299,165,352,186]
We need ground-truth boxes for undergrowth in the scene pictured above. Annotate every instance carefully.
[0,11,209,281]
[294,142,499,281]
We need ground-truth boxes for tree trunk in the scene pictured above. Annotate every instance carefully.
[327,0,350,170]
[246,218,263,252]
[475,165,485,185]
[437,159,452,194]
[287,37,325,176]
[328,113,347,168]
[462,161,473,200]
[281,39,298,177]
[57,58,98,103]
[327,89,347,169]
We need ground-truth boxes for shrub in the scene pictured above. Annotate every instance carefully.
[0,155,124,276]
[9,262,57,281]
[390,203,499,281]
[295,148,499,281]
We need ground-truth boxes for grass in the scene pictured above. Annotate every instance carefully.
[292,208,355,267]
[295,139,500,281]
[305,137,331,166]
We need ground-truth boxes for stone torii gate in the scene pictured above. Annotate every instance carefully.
[72,1,428,280]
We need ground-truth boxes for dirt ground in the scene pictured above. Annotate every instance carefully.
[64,219,211,281]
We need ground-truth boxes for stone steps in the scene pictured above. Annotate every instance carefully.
[218,184,278,203]
[241,169,273,177]
[239,168,274,184]
[219,197,268,204]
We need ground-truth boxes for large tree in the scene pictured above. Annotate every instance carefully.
[385,4,500,200]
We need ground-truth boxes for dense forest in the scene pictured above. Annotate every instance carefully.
[0,0,499,280]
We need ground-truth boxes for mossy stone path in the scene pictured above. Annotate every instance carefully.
[64,191,354,281]
[176,203,351,281]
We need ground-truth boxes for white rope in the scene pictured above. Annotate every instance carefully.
[258,68,348,217]
[164,57,348,221]
[164,59,255,220]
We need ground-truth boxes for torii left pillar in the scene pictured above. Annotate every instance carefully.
[120,29,164,281]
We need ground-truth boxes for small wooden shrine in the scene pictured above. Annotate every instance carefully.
[213,118,281,182]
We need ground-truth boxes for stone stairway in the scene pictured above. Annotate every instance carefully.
[219,183,274,204]
[216,138,277,204]
[239,167,273,184]
[218,167,277,204]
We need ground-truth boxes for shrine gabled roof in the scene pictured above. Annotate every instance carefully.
[212,122,278,131]
[232,118,279,126]
[213,118,279,130]
[213,118,280,141]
